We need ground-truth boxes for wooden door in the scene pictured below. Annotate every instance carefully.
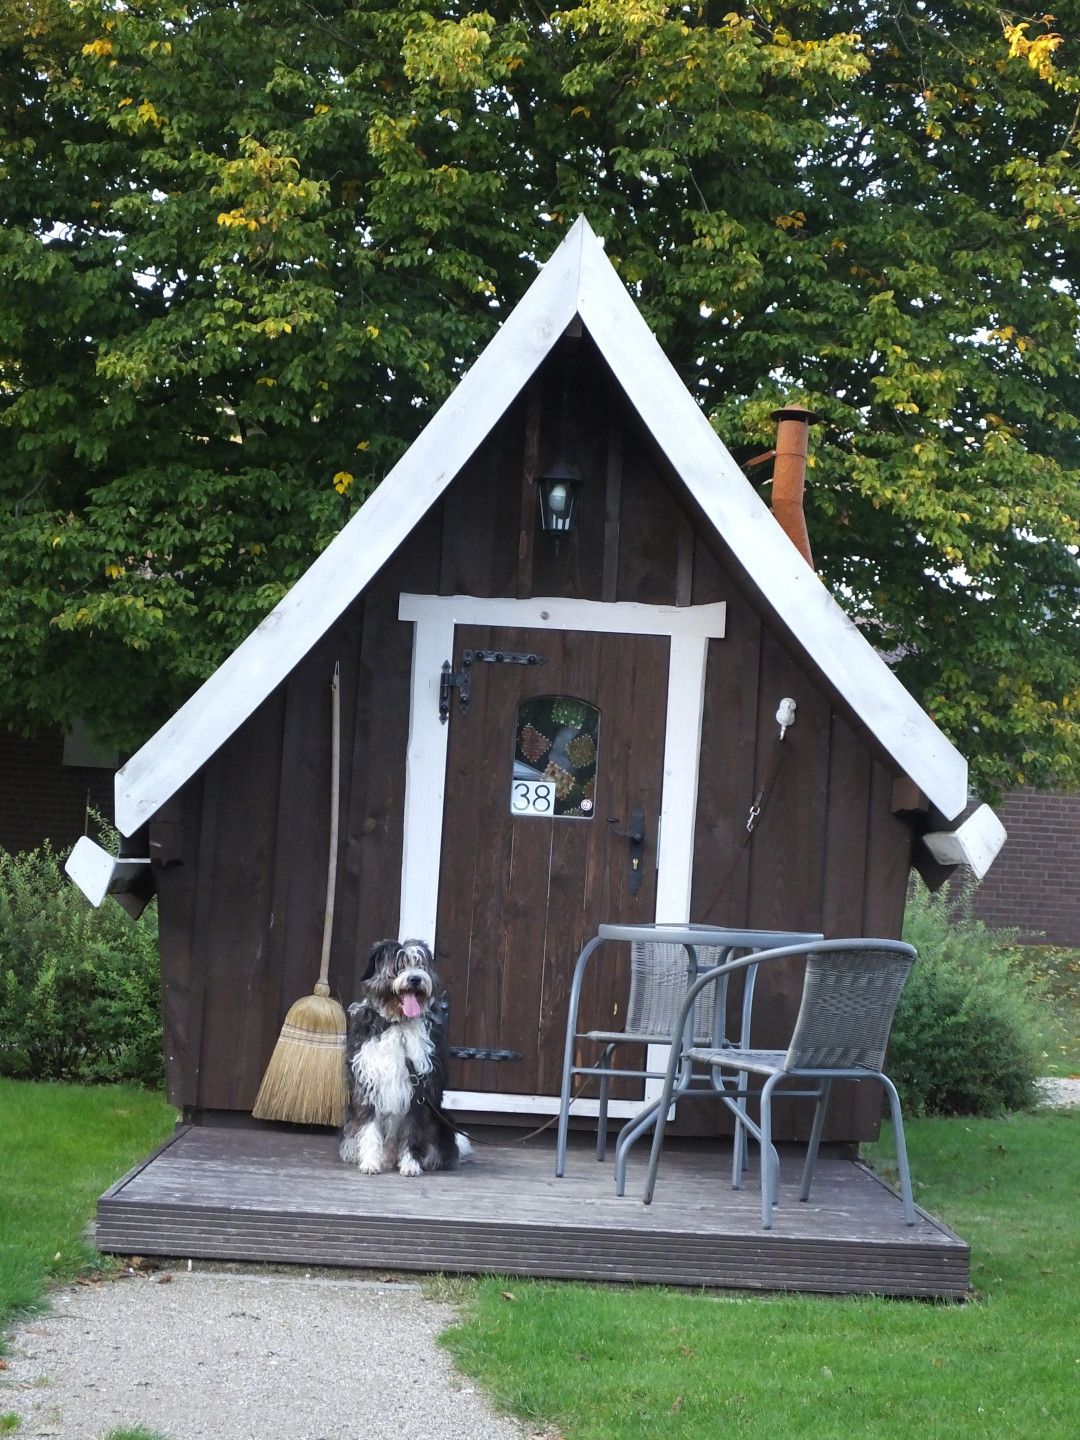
[434,625,669,1104]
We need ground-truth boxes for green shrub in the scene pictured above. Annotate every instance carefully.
[0,839,162,1087]
[892,879,1042,1117]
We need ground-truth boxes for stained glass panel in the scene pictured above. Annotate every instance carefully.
[511,695,600,819]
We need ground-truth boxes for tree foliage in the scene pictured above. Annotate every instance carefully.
[2,0,1078,793]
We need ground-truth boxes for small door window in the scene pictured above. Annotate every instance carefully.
[511,695,599,819]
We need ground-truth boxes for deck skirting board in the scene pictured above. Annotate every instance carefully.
[96,1205,968,1300]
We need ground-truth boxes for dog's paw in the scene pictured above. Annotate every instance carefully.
[357,1160,383,1175]
[398,1153,423,1177]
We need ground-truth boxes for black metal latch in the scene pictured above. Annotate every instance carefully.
[606,807,647,895]
[439,649,545,722]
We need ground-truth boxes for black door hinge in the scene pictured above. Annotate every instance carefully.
[439,649,545,722]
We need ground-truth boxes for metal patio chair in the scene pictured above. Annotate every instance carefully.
[554,924,726,1179]
[640,938,919,1229]
[554,923,822,1182]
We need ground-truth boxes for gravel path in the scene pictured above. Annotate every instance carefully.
[1036,1075,1080,1108]
[0,1268,535,1440]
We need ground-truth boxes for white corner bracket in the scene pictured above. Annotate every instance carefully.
[921,804,1007,881]
[65,836,151,908]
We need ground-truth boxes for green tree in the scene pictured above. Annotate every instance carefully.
[2,1,1078,794]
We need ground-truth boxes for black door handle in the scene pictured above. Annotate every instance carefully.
[606,808,646,893]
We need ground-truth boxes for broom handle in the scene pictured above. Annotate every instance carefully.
[315,661,341,996]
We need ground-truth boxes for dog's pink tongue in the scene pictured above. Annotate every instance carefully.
[402,993,423,1019]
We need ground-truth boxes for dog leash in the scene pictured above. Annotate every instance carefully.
[420,1074,598,1147]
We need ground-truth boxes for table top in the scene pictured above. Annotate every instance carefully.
[596,922,823,948]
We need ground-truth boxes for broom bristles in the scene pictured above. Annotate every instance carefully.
[252,990,349,1127]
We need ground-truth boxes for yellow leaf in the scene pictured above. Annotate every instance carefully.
[104,564,125,579]
[217,209,260,230]
[365,324,380,338]
[332,470,355,494]
[314,104,331,115]
[81,39,113,57]
[570,105,591,119]
[355,440,370,451]
[256,377,277,387]
[118,97,133,107]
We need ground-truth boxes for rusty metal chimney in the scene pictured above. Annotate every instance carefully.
[770,404,818,568]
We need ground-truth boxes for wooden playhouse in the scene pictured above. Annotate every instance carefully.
[70,218,1002,1294]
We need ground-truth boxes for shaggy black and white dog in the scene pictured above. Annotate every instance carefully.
[339,938,471,1177]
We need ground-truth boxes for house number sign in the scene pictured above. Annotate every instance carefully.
[511,779,558,816]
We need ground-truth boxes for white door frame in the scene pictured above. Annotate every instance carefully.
[397,592,726,1115]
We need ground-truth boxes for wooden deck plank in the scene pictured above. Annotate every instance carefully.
[96,1126,969,1298]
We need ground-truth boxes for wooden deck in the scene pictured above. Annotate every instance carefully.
[96,1124,969,1298]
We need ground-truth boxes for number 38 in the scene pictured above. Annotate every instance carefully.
[512,780,554,815]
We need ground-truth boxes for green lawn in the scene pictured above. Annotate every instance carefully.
[0,1079,174,1329]
[441,1110,1080,1440]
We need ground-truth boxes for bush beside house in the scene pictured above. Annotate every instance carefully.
[894,880,1042,1116]
[0,840,162,1088]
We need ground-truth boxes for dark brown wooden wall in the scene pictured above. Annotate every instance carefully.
[152,335,915,1140]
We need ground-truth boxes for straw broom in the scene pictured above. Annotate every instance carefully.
[253,662,348,1127]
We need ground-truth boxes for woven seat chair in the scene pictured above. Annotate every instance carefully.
[641,938,918,1229]
[554,925,734,1178]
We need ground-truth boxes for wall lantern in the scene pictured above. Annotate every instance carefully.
[536,461,584,533]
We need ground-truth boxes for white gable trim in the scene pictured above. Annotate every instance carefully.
[114,228,587,834]
[572,237,967,819]
[115,217,968,835]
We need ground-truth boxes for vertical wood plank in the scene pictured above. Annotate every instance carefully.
[615,421,681,604]
[675,510,695,606]
[194,690,286,1111]
[601,407,623,602]
[152,785,204,1108]
[690,559,762,929]
[439,399,525,600]
[516,381,542,598]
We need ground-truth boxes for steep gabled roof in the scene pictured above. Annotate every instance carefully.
[115,217,968,835]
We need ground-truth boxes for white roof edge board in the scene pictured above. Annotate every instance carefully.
[113,221,590,836]
[65,835,151,907]
[922,804,1006,879]
[116,214,969,834]
[572,232,969,819]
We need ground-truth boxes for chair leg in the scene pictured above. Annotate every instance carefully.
[799,1077,832,1202]
[760,1074,782,1230]
[596,1044,615,1161]
[613,1095,664,1197]
[730,1067,750,1190]
[881,1074,916,1225]
[555,1069,573,1179]
[642,1048,688,1206]
[555,935,604,1178]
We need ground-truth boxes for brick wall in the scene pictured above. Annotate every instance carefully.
[971,787,1080,946]
[0,727,116,856]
